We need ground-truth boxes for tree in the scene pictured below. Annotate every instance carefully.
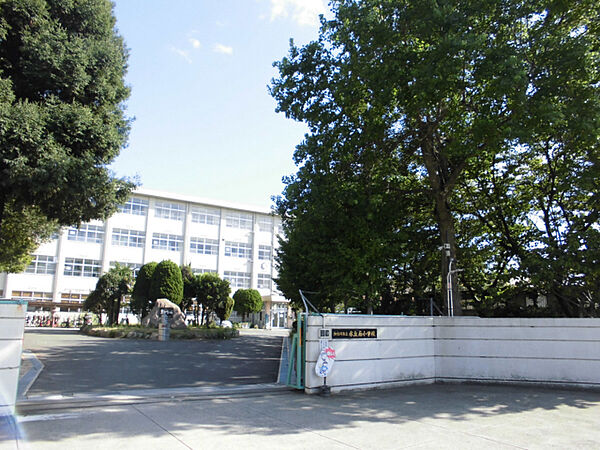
[195,273,231,325]
[233,289,263,321]
[149,260,183,305]
[84,263,132,326]
[180,264,196,313]
[270,0,600,315]
[130,262,157,317]
[0,0,134,270]
[215,297,235,322]
[0,204,58,272]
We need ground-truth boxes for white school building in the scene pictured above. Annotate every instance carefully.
[0,188,291,328]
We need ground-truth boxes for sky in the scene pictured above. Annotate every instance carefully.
[109,0,331,210]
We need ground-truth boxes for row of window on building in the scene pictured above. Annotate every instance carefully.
[11,291,87,303]
[68,225,273,258]
[25,256,273,290]
[116,198,277,232]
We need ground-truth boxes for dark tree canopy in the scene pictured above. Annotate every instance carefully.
[271,0,600,316]
[131,261,157,317]
[195,273,231,323]
[233,289,263,318]
[149,260,183,305]
[215,297,235,322]
[0,0,134,271]
[84,263,132,325]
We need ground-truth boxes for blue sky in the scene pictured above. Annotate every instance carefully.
[109,0,329,209]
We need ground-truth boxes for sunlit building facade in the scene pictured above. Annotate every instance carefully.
[0,188,291,328]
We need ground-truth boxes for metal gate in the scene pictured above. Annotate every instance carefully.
[286,312,306,389]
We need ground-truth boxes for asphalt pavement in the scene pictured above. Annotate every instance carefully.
[20,328,286,397]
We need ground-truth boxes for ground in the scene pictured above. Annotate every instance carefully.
[21,328,286,396]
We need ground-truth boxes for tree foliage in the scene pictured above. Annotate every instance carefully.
[149,260,183,305]
[130,262,157,317]
[233,289,263,318]
[0,203,58,272]
[195,273,231,324]
[0,0,134,270]
[84,263,132,325]
[270,0,600,317]
[215,297,235,322]
[180,264,196,313]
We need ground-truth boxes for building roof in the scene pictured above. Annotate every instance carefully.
[134,187,277,216]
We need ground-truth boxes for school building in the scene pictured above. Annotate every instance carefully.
[0,188,291,328]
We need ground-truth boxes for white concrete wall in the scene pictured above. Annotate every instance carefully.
[0,300,26,416]
[305,315,435,393]
[304,315,600,393]
[434,317,600,388]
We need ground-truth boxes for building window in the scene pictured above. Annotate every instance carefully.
[109,261,142,276]
[118,197,149,215]
[112,228,145,248]
[12,291,53,302]
[225,212,253,230]
[152,233,183,251]
[191,206,220,225]
[192,268,217,275]
[155,201,185,221]
[64,258,101,277]
[258,245,272,260]
[257,216,273,232]
[67,224,104,244]
[25,255,56,275]
[60,292,88,303]
[257,274,272,289]
[190,237,219,255]
[224,271,251,289]
[225,241,252,259]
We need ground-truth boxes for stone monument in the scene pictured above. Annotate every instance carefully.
[141,298,187,329]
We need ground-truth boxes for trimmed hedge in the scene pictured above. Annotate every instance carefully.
[80,324,239,340]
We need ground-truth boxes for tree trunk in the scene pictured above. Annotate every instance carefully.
[420,119,464,315]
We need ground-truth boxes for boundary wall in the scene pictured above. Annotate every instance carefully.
[0,300,26,415]
[305,315,600,393]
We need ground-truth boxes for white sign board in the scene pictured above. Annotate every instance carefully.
[315,347,336,378]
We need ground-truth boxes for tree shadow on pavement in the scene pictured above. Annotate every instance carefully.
[22,328,282,396]
[13,383,600,449]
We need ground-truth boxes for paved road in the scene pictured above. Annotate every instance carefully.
[6,383,600,449]
[22,328,285,397]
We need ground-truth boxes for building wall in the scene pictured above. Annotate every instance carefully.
[1,188,290,326]
[304,315,600,393]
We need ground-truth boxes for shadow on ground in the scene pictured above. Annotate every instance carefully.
[23,328,282,396]
[13,384,600,448]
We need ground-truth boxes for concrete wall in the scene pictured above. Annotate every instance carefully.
[434,317,600,388]
[305,315,435,393]
[0,300,26,415]
[305,315,600,393]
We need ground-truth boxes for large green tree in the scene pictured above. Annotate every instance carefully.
[195,273,231,325]
[149,260,183,305]
[130,261,157,317]
[0,0,134,271]
[84,263,132,326]
[233,289,263,321]
[271,0,600,315]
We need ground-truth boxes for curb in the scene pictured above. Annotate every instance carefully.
[17,383,293,414]
[17,351,44,400]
